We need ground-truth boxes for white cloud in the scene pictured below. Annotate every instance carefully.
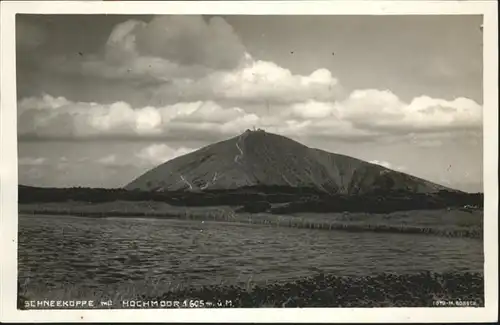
[136,144,194,165]
[47,16,342,105]
[18,157,47,166]
[105,20,147,63]
[17,95,260,140]
[94,145,194,167]
[369,160,392,169]
[17,90,482,143]
[403,96,482,130]
[205,61,341,103]
[268,90,482,139]
[288,101,337,119]
[369,160,407,172]
[339,90,482,132]
[412,138,444,148]
[295,91,482,134]
[18,16,482,145]
[97,155,118,166]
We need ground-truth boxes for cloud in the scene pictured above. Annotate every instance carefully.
[18,157,47,166]
[369,160,392,169]
[75,15,247,78]
[205,61,341,103]
[105,19,147,63]
[412,138,444,148]
[268,90,482,139]
[49,52,341,106]
[97,155,119,166]
[369,160,407,172]
[17,90,482,143]
[17,95,260,141]
[339,90,482,132]
[46,16,342,105]
[93,144,195,169]
[17,15,482,146]
[18,145,198,188]
[100,16,247,70]
[133,16,247,70]
[136,144,194,165]
[16,94,367,141]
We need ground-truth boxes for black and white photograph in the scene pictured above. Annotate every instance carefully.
[1,0,498,323]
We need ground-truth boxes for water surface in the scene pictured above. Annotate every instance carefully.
[18,214,484,289]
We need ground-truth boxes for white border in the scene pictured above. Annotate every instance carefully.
[1,1,498,323]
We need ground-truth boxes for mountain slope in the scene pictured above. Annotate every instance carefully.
[125,130,451,194]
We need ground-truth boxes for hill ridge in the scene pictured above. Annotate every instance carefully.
[125,130,453,194]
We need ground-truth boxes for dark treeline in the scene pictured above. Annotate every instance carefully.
[19,185,326,204]
[270,191,483,214]
[19,185,483,214]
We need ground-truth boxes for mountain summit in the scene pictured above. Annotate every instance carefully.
[125,130,449,194]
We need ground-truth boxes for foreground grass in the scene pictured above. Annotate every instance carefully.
[18,271,484,308]
[19,201,483,239]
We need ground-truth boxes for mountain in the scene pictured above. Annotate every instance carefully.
[125,130,451,195]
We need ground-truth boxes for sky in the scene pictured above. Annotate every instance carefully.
[16,14,484,192]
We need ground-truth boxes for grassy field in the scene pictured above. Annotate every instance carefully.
[18,271,484,308]
[19,201,483,239]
